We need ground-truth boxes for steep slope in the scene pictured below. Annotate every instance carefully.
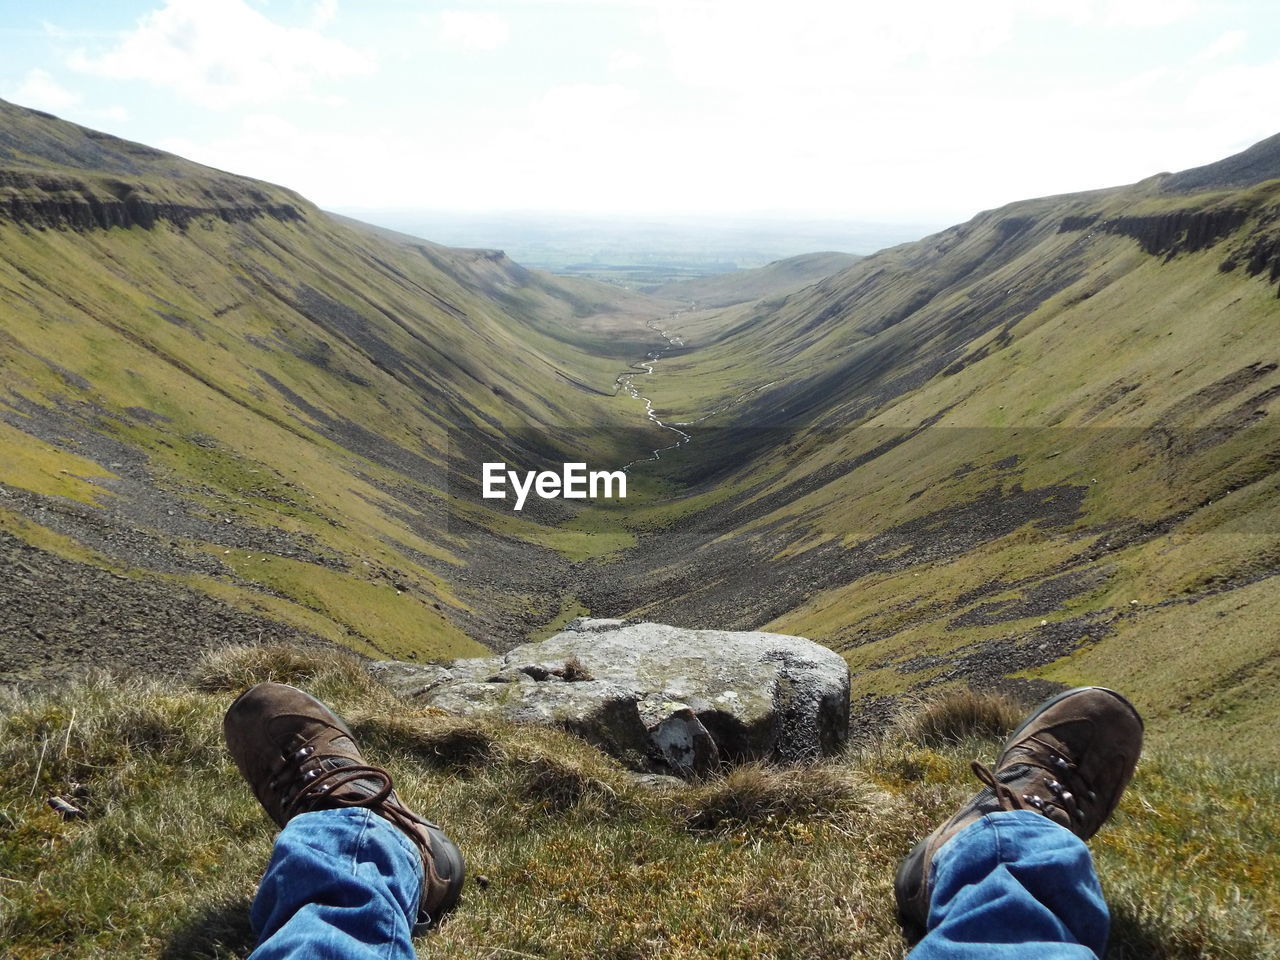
[1164,131,1280,193]
[643,251,860,307]
[0,99,673,681]
[581,135,1280,761]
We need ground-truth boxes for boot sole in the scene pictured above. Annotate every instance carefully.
[893,837,930,947]
[422,825,467,926]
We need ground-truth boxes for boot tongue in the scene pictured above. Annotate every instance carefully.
[316,755,387,802]
[969,762,1035,814]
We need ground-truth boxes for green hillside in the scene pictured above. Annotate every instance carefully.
[577,145,1280,764]
[0,98,673,678]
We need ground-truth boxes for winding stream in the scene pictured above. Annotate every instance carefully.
[614,313,786,472]
[616,316,692,471]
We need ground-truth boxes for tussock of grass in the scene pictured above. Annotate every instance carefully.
[892,687,1024,747]
[506,752,623,816]
[190,643,385,706]
[1,646,1277,959]
[677,763,878,832]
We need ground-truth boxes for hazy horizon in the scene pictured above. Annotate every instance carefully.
[334,208,945,274]
[2,1,1278,224]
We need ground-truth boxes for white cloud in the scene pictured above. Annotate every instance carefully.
[608,49,647,73]
[1194,29,1247,63]
[5,68,81,112]
[95,105,131,123]
[1183,58,1280,142]
[1100,0,1198,27]
[59,0,1264,221]
[41,20,71,40]
[68,0,374,109]
[310,0,339,29]
[160,111,378,192]
[531,83,637,122]
[435,11,511,52]
[655,1,1018,97]
[1028,0,1198,27]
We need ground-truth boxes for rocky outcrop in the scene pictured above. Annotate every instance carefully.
[1220,221,1280,291]
[1059,200,1280,295]
[1059,206,1250,258]
[0,169,304,231]
[1101,207,1250,257]
[370,619,851,776]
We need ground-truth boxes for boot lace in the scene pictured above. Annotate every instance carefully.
[973,733,1096,827]
[268,745,427,842]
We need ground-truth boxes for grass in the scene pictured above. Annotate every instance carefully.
[216,551,486,662]
[0,507,115,570]
[0,420,115,507]
[891,689,1023,747]
[1,647,1276,959]
[529,595,592,642]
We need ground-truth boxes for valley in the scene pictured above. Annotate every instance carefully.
[2,100,1279,769]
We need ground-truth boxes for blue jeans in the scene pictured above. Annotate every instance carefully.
[247,808,1107,959]
[910,810,1110,959]
[249,808,421,960]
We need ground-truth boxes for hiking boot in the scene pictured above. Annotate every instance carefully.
[893,686,1143,945]
[223,682,465,929]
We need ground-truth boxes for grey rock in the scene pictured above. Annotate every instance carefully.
[566,617,628,632]
[639,695,718,774]
[371,619,850,777]
[627,772,687,791]
[366,661,455,698]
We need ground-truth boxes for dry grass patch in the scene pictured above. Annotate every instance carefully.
[350,713,499,773]
[676,762,882,832]
[190,642,388,709]
[892,687,1024,747]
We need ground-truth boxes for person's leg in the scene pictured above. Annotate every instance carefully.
[895,686,1143,954]
[223,682,465,956]
[249,808,421,960]
[908,810,1108,960]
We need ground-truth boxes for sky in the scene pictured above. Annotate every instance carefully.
[1,0,1278,223]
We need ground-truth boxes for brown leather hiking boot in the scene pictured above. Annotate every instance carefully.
[223,682,465,929]
[894,686,1143,945]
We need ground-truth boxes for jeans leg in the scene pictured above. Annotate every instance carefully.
[249,808,422,960]
[909,810,1109,960]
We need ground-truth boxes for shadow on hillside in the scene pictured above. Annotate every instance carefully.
[161,895,256,960]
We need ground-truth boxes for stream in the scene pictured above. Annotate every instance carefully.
[615,316,692,471]
[614,314,785,472]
